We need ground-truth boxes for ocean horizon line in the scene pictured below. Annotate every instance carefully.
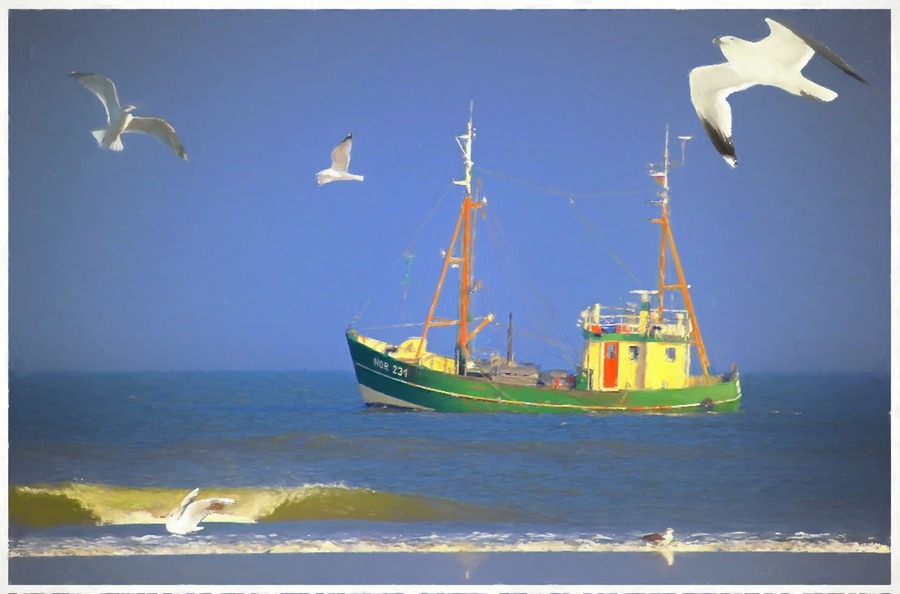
[7,367,891,377]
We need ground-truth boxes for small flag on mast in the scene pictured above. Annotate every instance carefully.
[650,171,667,186]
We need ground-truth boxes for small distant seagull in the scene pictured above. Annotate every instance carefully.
[642,527,675,546]
[317,132,364,186]
[69,71,187,160]
[688,18,868,168]
[164,488,234,535]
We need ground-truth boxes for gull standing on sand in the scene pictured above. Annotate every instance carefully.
[69,71,188,160]
[165,488,235,535]
[641,527,675,546]
[317,132,364,186]
[688,18,868,167]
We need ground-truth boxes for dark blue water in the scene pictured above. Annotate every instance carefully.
[8,370,890,555]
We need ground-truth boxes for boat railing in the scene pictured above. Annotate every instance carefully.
[583,313,690,338]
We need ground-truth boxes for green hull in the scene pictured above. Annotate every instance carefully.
[347,331,741,414]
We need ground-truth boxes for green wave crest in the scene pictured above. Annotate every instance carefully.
[9,483,508,527]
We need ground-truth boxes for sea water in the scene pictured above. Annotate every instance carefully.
[8,370,890,559]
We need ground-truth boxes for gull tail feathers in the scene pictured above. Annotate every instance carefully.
[92,128,124,151]
[90,128,106,146]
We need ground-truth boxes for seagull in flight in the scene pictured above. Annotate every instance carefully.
[641,527,675,546]
[317,132,364,186]
[688,18,868,167]
[164,488,234,535]
[69,71,188,160]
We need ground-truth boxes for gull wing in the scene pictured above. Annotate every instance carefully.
[330,134,353,172]
[752,18,817,73]
[766,18,868,84]
[176,488,200,519]
[124,116,188,160]
[69,72,121,123]
[689,62,757,167]
[180,497,235,530]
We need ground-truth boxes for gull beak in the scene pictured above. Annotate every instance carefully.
[713,37,724,45]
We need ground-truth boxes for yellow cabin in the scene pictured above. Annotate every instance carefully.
[578,292,692,392]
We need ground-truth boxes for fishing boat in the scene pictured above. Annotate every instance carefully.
[345,110,741,413]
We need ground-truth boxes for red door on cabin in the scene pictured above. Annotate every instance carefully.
[603,342,619,389]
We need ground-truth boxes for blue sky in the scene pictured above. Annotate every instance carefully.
[6,8,892,373]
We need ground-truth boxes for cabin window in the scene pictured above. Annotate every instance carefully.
[628,346,640,361]
[665,347,676,362]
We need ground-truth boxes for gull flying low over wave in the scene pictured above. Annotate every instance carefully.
[688,18,868,168]
[69,71,187,160]
[165,488,235,535]
[642,527,675,546]
[317,132,364,186]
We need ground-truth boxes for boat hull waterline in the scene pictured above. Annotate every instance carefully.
[347,331,741,414]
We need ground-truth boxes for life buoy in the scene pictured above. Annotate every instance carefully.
[615,325,629,333]
[700,397,715,412]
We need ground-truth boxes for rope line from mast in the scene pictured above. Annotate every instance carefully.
[348,182,455,328]
[475,165,646,200]
[358,315,496,333]
[480,202,581,366]
[566,195,645,286]
[474,164,644,285]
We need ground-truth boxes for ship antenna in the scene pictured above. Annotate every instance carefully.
[677,135,692,167]
[454,101,475,195]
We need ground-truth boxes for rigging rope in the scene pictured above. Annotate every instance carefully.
[480,203,581,366]
[475,165,646,200]
[475,164,646,286]
[566,195,645,286]
[348,182,455,328]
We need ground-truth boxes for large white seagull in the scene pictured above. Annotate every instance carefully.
[688,18,867,168]
[70,71,188,160]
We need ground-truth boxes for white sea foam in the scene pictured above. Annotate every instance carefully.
[129,535,163,544]
[9,532,890,558]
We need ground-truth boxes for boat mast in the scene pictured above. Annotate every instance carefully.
[455,103,476,372]
[416,103,488,373]
[506,312,514,364]
[651,126,711,376]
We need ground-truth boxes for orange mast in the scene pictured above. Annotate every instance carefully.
[416,104,487,373]
[457,192,473,367]
[650,127,711,376]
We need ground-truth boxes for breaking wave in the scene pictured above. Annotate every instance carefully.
[9,482,512,527]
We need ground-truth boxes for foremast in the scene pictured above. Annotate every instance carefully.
[650,127,711,376]
[416,104,493,374]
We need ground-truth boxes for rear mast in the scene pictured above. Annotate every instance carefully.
[650,127,711,376]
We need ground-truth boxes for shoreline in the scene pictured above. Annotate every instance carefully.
[8,551,891,586]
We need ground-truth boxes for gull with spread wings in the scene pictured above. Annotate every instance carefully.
[164,488,235,535]
[688,18,868,168]
[317,132,364,186]
[69,71,187,160]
